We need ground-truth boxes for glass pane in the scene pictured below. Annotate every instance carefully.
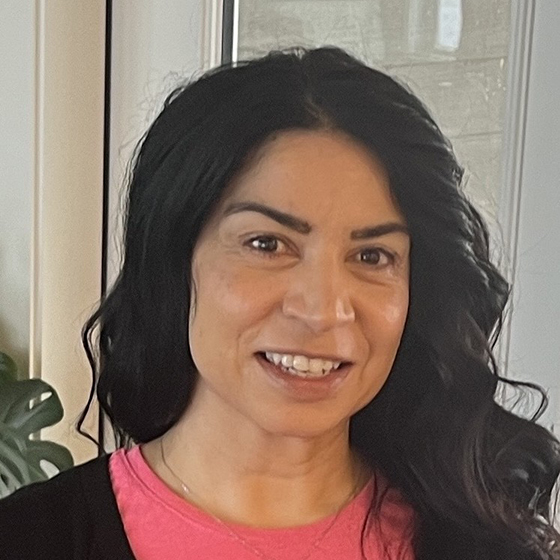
[236,0,511,222]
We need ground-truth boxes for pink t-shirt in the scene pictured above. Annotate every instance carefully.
[109,446,415,559]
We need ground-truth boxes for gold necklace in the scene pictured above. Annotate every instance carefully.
[159,437,363,560]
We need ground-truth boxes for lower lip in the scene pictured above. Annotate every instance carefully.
[256,353,352,400]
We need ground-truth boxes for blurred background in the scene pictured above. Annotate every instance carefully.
[1,0,558,465]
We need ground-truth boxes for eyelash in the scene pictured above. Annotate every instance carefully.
[243,235,397,267]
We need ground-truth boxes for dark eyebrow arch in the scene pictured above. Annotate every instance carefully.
[350,223,409,240]
[223,201,409,239]
[223,202,311,234]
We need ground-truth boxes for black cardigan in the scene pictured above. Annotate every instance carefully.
[0,454,136,559]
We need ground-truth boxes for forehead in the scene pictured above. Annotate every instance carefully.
[220,130,405,225]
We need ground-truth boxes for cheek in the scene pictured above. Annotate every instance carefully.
[383,291,409,332]
[356,288,409,406]
[369,285,409,333]
[189,257,284,389]
[190,257,279,343]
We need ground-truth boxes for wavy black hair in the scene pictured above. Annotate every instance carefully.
[80,47,560,559]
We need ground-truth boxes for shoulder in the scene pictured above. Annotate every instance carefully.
[0,454,112,558]
[0,453,111,518]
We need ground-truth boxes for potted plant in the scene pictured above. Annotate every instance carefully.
[0,351,74,498]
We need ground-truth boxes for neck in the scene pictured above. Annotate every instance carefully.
[141,388,370,528]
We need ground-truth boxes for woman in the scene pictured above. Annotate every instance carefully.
[1,47,559,560]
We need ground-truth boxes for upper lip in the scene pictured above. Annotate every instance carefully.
[259,350,353,363]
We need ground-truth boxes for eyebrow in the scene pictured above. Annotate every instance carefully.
[222,201,409,239]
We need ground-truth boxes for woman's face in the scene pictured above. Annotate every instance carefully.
[188,130,410,438]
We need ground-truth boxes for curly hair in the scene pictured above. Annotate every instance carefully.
[80,47,560,559]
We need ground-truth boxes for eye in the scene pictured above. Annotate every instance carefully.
[357,247,396,267]
[245,235,286,255]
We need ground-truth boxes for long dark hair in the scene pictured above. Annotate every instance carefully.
[80,47,560,559]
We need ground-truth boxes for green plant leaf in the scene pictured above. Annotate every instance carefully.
[0,439,33,485]
[25,440,74,473]
[0,352,18,384]
[0,351,74,497]
[0,378,62,434]
[0,475,13,499]
[0,456,24,490]
[0,421,29,455]
[0,469,22,499]
[0,379,49,424]
[12,392,63,437]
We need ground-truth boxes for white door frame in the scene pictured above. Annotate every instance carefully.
[33,0,106,464]
[501,0,560,433]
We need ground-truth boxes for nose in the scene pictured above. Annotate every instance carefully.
[281,263,356,333]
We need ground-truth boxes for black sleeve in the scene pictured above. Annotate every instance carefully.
[0,455,135,560]
[0,465,91,560]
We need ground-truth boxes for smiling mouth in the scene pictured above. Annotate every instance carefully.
[256,352,352,379]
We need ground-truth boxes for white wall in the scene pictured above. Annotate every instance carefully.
[1,1,107,464]
[107,0,208,288]
[0,1,35,376]
[0,0,213,461]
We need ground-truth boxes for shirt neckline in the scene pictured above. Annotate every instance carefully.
[118,444,377,537]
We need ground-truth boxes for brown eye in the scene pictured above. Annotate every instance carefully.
[247,235,281,253]
[359,248,394,266]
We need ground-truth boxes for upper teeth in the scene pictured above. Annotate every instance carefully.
[264,352,341,374]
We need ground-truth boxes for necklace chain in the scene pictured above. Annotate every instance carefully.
[159,437,361,560]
